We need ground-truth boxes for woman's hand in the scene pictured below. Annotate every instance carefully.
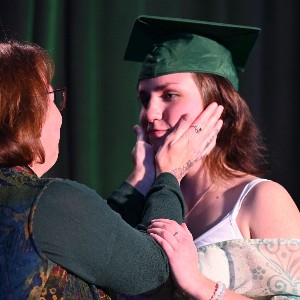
[148,220,251,300]
[155,103,223,182]
[148,219,204,296]
[126,125,155,195]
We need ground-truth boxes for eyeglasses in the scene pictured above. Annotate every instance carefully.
[48,88,67,111]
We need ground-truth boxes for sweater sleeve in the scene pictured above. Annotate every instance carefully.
[32,173,184,295]
[106,181,146,227]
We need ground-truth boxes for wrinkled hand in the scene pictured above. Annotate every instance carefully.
[126,125,155,195]
[155,103,223,182]
[148,219,203,294]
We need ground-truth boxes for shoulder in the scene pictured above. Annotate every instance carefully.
[241,180,300,238]
[33,179,110,231]
[247,179,292,199]
[244,179,297,213]
[35,178,104,210]
[246,180,297,210]
[41,178,99,198]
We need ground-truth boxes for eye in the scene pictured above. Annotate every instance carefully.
[138,92,150,108]
[162,92,178,101]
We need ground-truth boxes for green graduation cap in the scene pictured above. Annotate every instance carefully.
[124,15,261,90]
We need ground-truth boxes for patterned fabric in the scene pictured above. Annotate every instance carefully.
[119,239,300,300]
[0,167,111,300]
[38,265,111,300]
[198,239,300,299]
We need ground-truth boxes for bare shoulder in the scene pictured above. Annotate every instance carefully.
[242,180,300,238]
[245,180,296,205]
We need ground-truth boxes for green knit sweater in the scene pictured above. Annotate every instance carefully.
[27,169,184,295]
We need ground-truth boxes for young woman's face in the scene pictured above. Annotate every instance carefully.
[138,73,204,152]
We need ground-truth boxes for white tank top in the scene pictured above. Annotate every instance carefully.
[194,178,269,248]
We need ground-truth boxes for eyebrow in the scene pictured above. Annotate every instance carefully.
[138,82,180,93]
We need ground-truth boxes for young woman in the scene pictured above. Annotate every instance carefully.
[124,15,300,299]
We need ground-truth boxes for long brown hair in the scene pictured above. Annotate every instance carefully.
[0,40,54,167]
[192,73,269,181]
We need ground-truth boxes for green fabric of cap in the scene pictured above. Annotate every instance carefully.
[141,33,238,89]
[124,15,261,90]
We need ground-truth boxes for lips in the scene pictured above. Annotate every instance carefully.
[147,128,168,138]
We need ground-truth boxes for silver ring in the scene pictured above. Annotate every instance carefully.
[173,231,179,236]
[193,125,202,133]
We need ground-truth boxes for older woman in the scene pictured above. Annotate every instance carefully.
[0,40,223,299]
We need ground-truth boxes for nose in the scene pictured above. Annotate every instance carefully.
[143,97,163,123]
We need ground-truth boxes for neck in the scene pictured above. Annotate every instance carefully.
[180,162,214,211]
[29,160,53,177]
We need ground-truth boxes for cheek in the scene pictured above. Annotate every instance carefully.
[167,100,202,126]
[54,111,62,131]
[190,101,203,120]
[183,92,204,121]
[45,109,62,142]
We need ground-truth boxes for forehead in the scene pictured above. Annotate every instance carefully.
[138,72,196,91]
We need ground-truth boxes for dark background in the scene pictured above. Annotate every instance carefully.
[1,0,299,205]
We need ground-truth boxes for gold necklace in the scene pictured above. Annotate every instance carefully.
[185,182,214,220]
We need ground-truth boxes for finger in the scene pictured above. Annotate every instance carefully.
[201,119,223,156]
[149,219,181,230]
[148,220,182,235]
[148,222,179,235]
[133,125,146,142]
[148,228,180,248]
[148,229,181,241]
[192,103,223,130]
[150,218,176,224]
[191,102,218,126]
[149,233,175,255]
[203,105,224,131]
[214,118,224,133]
[181,223,194,238]
[148,222,184,243]
[149,226,193,251]
[163,114,193,145]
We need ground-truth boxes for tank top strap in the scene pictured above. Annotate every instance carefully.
[231,178,270,220]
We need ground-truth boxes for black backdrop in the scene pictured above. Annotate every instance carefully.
[1,0,299,205]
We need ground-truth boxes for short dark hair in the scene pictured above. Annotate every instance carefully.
[192,73,269,181]
[0,40,54,167]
